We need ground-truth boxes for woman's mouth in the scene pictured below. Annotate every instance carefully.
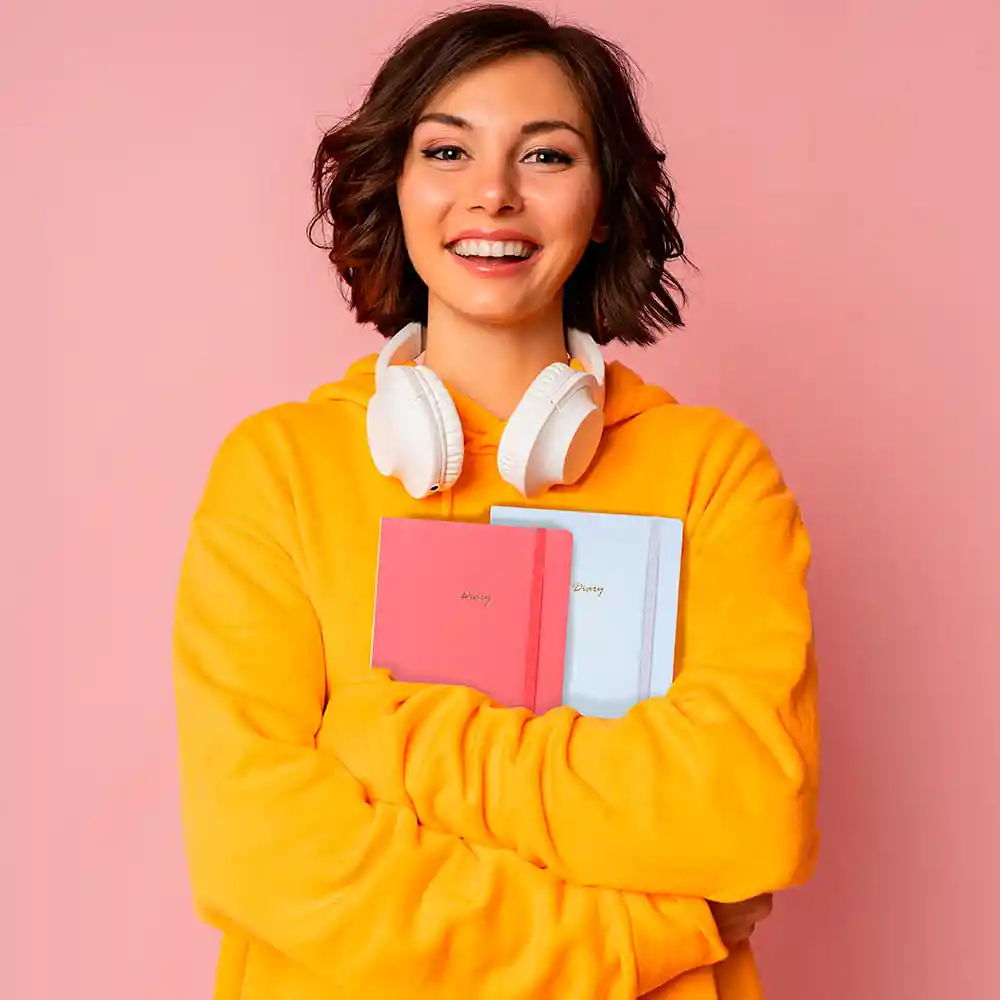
[446,238,542,276]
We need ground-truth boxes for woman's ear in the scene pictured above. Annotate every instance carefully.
[591,219,610,243]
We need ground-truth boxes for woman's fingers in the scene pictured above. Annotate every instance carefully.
[710,893,774,948]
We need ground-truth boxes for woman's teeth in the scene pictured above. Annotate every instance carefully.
[449,239,536,259]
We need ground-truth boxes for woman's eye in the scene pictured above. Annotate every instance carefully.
[523,148,574,166]
[422,145,466,162]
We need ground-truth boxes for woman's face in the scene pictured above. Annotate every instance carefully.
[397,52,603,329]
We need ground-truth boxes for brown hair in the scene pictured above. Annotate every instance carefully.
[308,4,688,347]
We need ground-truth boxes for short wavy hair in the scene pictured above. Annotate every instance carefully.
[308,4,688,347]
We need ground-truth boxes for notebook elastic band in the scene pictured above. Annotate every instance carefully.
[522,529,548,710]
[637,524,660,701]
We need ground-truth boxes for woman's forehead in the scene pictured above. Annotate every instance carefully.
[419,53,590,133]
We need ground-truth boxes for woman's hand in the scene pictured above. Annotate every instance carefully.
[709,894,774,949]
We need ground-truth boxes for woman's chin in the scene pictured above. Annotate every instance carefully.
[434,297,545,330]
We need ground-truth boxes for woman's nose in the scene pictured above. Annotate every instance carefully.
[467,158,523,215]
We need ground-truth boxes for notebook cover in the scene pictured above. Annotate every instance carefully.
[490,506,683,718]
[371,518,573,712]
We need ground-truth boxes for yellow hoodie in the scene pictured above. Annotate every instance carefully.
[173,352,818,1000]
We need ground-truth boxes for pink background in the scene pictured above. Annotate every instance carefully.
[5,1,999,997]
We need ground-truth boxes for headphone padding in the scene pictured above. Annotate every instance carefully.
[411,366,464,489]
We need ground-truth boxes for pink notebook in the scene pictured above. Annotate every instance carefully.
[371,517,573,713]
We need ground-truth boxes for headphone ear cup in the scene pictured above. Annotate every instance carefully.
[366,365,464,499]
[498,365,603,497]
[497,364,566,492]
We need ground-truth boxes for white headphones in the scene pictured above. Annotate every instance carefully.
[366,322,607,499]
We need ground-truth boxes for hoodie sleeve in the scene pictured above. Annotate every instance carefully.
[172,413,727,999]
[324,416,819,904]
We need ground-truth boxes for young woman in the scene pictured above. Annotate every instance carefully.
[173,6,818,1000]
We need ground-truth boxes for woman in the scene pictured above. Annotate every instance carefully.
[173,6,818,1000]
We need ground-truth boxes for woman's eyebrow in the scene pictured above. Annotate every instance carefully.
[519,119,586,141]
[415,112,586,141]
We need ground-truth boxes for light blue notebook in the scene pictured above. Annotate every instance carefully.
[490,506,684,718]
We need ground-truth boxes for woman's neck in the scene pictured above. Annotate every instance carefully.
[421,299,569,420]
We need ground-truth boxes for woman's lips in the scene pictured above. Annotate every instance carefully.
[446,243,543,277]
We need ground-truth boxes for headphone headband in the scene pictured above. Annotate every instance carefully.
[566,327,606,406]
[375,322,425,381]
[376,322,605,402]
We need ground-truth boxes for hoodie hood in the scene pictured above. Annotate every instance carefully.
[308,351,676,453]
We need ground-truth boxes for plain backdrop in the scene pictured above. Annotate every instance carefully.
[4,1,999,997]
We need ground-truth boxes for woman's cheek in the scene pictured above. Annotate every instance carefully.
[399,168,455,225]
[538,182,601,235]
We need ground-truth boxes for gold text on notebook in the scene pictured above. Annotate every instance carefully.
[460,590,491,607]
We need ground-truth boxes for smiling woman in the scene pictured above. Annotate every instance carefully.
[173,6,818,1000]
[308,7,685,346]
